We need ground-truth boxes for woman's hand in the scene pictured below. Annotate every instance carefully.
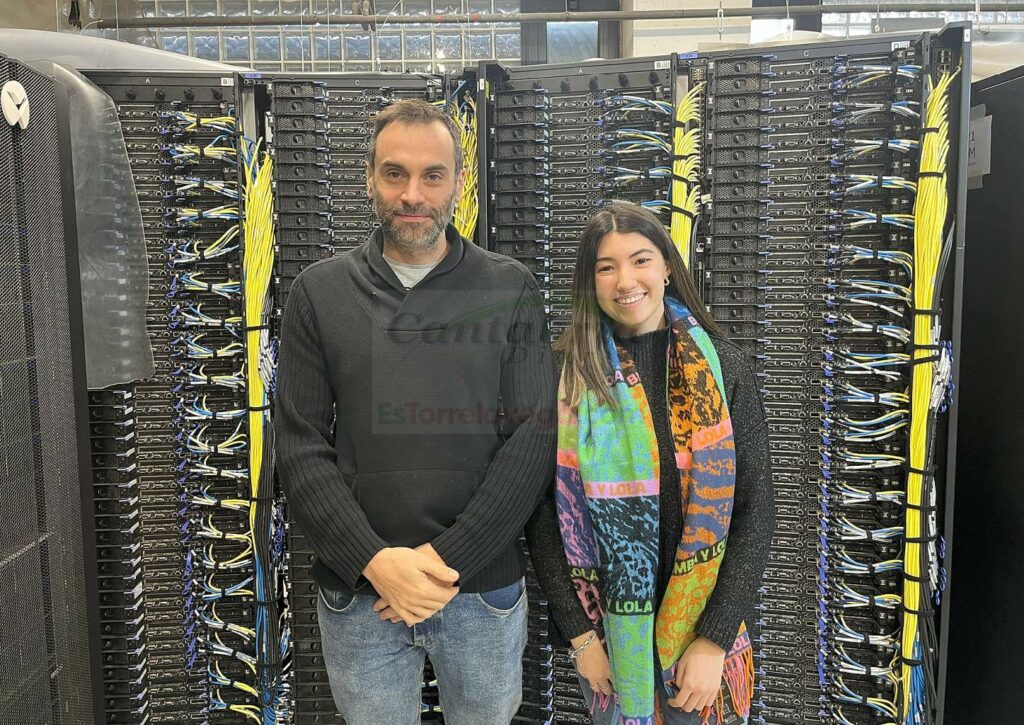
[571,631,613,699]
[667,636,725,713]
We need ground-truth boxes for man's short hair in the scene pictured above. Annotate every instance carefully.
[366,99,464,176]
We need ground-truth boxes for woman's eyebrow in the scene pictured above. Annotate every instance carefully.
[595,247,657,263]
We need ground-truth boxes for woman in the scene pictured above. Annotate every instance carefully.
[526,202,774,725]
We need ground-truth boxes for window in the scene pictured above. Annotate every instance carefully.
[251,0,280,15]
[157,1,186,17]
[223,33,251,60]
[192,34,220,59]
[345,34,372,61]
[469,32,493,59]
[220,0,250,17]
[435,33,462,60]
[190,1,217,16]
[315,32,342,61]
[378,34,403,61]
[126,0,522,72]
[283,31,311,61]
[254,33,282,61]
[547,21,597,64]
[404,33,432,60]
[496,32,520,58]
[161,34,188,54]
[433,0,460,13]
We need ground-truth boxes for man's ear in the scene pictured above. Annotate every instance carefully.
[456,166,467,199]
[366,166,374,199]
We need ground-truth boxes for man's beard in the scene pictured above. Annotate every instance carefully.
[373,188,458,254]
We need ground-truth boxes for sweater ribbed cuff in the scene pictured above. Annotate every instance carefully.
[559,606,594,643]
[331,529,389,591]
[431,524,485,584]
[696,605,744,654]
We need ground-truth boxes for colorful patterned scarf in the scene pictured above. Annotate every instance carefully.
[555,297,753,725]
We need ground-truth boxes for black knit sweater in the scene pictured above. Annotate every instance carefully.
[276,226,557,596]
[525,328,774,652]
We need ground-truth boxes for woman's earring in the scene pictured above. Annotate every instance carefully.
[664,277,670,286]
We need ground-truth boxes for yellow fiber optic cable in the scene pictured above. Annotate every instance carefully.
[900,66,958,722]
[242,140,275,536]
[670,83,705,263]
[451,95,479,239]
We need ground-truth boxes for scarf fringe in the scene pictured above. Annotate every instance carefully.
[725,645,755,720]
[697,645,753,725]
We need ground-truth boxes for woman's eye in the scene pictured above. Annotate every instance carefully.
[635,257,651,265]
[596,265,613,273]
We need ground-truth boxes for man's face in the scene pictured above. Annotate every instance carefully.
[367,120,465,254]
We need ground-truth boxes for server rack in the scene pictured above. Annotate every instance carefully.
[84,70,254,725]
[259,71,447,724]
[689,26,969,725]
[0,53,100,725]
[481,23,969,725]
[54,26,971,721]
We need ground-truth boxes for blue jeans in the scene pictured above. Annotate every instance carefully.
[318,578,527,725]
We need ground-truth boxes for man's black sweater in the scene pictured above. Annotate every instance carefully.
[276,225,557,595]
[525,328,774,652]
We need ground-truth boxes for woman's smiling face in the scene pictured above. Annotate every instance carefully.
[593,230,671,336]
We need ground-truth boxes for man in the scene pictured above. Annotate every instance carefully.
[276,99,556,725]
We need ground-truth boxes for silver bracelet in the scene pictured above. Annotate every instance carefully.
[569,631,597,662]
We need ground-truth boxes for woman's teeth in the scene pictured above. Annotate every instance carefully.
[617,293,646,306]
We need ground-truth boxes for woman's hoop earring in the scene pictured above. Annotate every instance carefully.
[664,277,670,286]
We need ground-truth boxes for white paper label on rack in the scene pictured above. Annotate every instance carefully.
[221,77,233,86]
[967,112,992,186]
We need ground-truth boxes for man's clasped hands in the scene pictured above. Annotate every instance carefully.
[363,544,460,625]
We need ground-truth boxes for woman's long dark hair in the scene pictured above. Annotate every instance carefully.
[554,201,722,408]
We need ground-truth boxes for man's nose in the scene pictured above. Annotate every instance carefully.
[400,178,426,207]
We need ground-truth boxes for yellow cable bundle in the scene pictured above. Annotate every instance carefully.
[242,140,275,567]
[900,67,957,721]
[670,82,705,263]
[234,139,275,724]
[451,95,479,239]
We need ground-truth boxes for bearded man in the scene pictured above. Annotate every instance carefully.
[276,99,556,724]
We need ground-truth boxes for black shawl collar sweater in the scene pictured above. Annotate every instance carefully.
[276,225,557,594]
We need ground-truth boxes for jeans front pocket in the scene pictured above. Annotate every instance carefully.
[318,586,358,614]
[476,578,526,615]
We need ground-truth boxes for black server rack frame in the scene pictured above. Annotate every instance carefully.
[478,24,971,725]
[683,23,970,725]
[57,57,110,725]
[0,53,102,724]
[83,68,251,725]
[480,55,676,347]
[943,61,1022,725]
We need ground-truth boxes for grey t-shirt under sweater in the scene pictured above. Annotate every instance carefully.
[383,252,440,289]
